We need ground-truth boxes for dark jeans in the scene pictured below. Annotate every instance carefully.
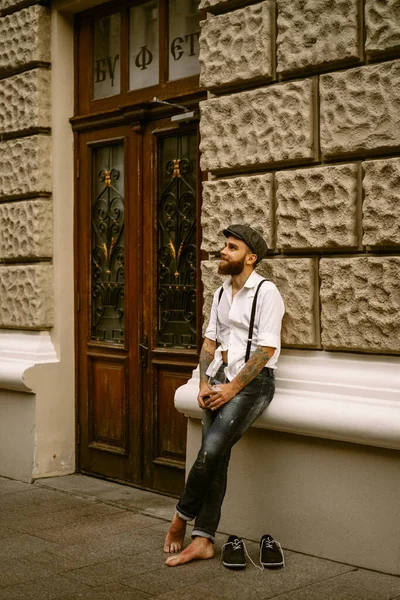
[176,366,275,540]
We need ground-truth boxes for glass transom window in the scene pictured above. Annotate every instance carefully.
[169,0,200,81]
[90,1,200,102]
[93,13,121,100]
[130,1,159,91]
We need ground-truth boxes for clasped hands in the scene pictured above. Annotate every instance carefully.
[197,381,238,411]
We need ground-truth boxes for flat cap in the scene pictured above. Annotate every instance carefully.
[222,224,268,264]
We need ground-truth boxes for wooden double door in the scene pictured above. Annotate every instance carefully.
[76,117,201,495]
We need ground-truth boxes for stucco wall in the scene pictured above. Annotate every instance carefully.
[186,418,400,575]
[199,0,400,356]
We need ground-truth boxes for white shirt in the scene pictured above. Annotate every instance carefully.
[204,270,285,382]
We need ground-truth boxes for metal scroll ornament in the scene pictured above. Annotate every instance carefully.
[91,167,124,342]
[158,156,196,348]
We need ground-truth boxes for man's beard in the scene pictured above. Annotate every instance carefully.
[218,256,246,275]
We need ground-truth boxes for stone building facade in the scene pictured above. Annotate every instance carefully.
[177,0,400,576]
[0,0,399,575]
[198,0,400,356]
[0,0,75,482]
[0,3,52,323]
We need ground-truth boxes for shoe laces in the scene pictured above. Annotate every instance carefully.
[260,537,285,567]
[222,538,264,571]
[221,537,242,555]
[263,538,275,551]
[231,538,242,551]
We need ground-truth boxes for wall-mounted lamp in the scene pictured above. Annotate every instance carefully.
[152,97,198,123]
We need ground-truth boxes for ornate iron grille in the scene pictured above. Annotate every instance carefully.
[157,133,197,348]
[91,144,125,343]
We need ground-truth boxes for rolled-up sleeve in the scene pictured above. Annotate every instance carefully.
[256,286,285,349]
[204,288,220,341]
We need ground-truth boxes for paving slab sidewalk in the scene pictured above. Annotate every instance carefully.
[0,474,398,600]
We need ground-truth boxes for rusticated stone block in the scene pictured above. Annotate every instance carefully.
[200,79,315,171]
[276,164,359,250]
[277,0,361,74]
[258,258,318,347]
[0,69,51,134]
[0,135,52,199]
[365,0,400,56]
[200,2,273,89]
[0,0,47,13]
[0,263,53,329]
[202,174,274,252]
[201,257,319,347]
[320,257,400,352]
[0,5,51,73]
[320,60,400,158]
[0,0,30,11]
[0,199,52,259]
[363,158,400,247]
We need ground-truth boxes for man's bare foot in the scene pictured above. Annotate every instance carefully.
[165,536,214,566]
[164,512,187,554]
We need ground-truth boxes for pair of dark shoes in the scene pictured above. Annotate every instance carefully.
[222,534,285,570]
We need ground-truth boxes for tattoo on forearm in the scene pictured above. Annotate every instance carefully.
[199,338,216,382]
[233,346,270,391]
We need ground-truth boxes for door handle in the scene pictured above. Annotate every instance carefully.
[139,335,148,368]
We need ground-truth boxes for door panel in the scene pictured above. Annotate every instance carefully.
[77,126,141,484]
[88,355,128,455]
[155,366,192,466]
[76,119,200,495]
[91,143,125,344]
[140,119,200,494]
[156,131,198,349]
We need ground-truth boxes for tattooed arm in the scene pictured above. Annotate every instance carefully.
[232,345,274,391]
[204,345,274,411]
[197,337,217,408]
[199,337,217,383]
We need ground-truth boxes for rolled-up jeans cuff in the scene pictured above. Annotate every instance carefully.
[176,506,193,522]
[191,529,215,543]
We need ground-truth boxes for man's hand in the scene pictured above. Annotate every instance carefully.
[201,346,275,411]
[197,381,212,409]
[204,381,238,411]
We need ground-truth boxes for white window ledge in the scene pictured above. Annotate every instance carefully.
[0,331,58,393]
[174,350,400,451]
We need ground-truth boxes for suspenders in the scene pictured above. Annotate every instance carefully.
[216,279,268,363]
[245,279,268,362]
[214,286,224,350]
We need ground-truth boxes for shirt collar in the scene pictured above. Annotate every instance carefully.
[243,269,262,288]
[221,270,262,291]
[222,276,232,290]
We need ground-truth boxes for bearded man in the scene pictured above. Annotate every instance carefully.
[164,224,285,567]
